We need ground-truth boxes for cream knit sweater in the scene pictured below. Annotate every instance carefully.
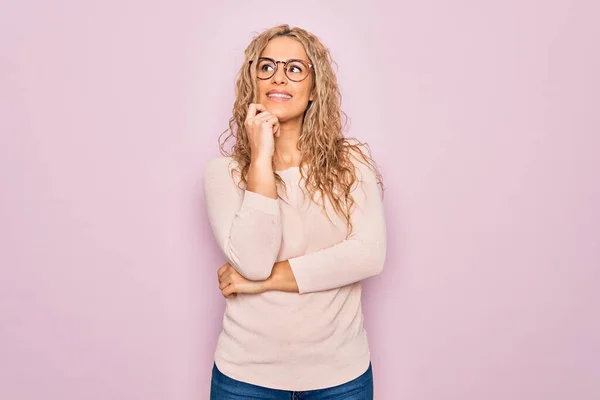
[203,155,386,391]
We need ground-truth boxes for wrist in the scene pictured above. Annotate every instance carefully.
[247,156,277,198]
[265,261,298,293]
[250,155,273,168]
[264,263,281,292]
[258,278,270,294]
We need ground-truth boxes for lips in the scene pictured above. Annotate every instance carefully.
[266,90,292,99]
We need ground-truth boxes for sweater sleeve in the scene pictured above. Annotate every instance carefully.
[203,157,282,281]
[288,159,386,294]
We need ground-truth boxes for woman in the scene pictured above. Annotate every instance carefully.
[203,24,386,399]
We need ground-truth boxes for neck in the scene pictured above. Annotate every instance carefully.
[274,117,303,169]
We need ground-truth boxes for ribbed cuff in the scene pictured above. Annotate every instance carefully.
[288,257,311,294]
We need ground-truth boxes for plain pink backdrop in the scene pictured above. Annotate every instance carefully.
[1,1,599,399]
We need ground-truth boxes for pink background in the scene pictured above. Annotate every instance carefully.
[1,1,599,399]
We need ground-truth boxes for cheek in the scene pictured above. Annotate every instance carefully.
[297,81,313,97]
[257,83,268,99]
[291,86,313,107]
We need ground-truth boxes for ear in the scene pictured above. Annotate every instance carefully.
[309,87,316,102]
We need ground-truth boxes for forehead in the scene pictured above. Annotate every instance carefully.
[260,36,309,60]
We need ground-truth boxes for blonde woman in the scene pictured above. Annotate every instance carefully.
[203,24,386,399]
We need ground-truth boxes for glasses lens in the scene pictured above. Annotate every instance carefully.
[285,60,309,81]
[256,59,276,79]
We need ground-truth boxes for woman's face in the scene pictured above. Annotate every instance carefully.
[255,36,315,124]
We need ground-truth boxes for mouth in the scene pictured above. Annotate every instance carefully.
[266,90,293,102]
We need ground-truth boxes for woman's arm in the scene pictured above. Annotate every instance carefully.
[204,157,282,281]
[266,160,386,294]
[246,157,278,199]
[264,261,299,292]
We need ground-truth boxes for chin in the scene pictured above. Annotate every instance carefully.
[263,104,288,120]
[274,112,301,124]
[263,102,304,123]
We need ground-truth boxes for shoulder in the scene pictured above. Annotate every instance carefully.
[341,142,384,200]
[346,143,379,183]
[203,156,243,188]
[204,156,237,178]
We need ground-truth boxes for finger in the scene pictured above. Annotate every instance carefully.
[222,284,236,297]
[267,117,280,136]
[217,264,227,277]
[224,293,236,299]
[219,274,233,290]
[254,103,267,114]
[223,265,236,278]
[245,104,257,121]
[246,104,268,123]
[256,115,278,128]
[217,263,230,278]
[219,269,235,284]
[251,111,273,125]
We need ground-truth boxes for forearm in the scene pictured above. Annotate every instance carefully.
[288,239,385,293]
[247,157,277,199]
[264,261,299,293]
[204,158,281,281]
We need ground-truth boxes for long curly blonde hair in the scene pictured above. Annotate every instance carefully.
[219,24,383,232]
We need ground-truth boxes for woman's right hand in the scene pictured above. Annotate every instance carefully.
[244,103,280,161]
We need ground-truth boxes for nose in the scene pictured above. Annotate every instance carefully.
[271,62,288,84]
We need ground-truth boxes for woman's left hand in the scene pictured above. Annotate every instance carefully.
[217,263,268,298]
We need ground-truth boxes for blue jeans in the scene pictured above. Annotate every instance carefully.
[210,362,373,399]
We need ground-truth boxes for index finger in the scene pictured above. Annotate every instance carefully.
[254,103,267,113]
[246,104,257,120]
[246,103,267,121]
[217,263,230,277]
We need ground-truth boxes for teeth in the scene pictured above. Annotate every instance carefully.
[268,93,292,99]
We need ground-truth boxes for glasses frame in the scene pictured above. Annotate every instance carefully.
[250,57,314,82]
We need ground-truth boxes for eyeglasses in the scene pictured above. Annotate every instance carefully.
[250,57,313,82]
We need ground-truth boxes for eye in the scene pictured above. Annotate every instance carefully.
[260,63,274,72]
[257,59,275,72]
[287,62,305,74]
